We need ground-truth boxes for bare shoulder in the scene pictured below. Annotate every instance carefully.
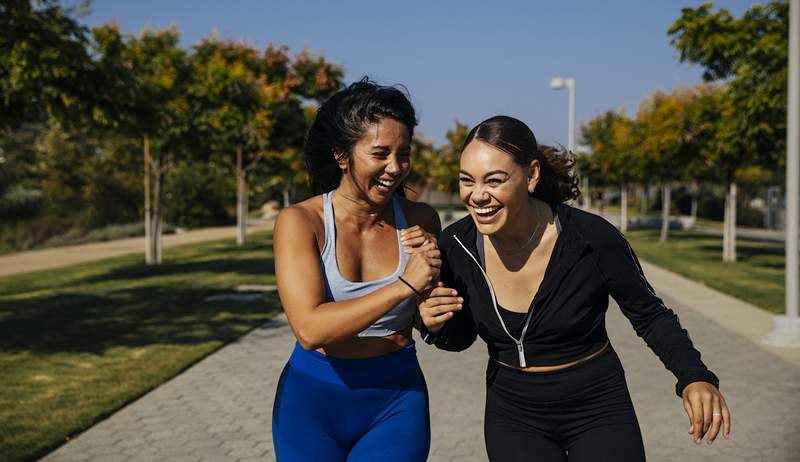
[274,195,324,243]
[397,196,442,235]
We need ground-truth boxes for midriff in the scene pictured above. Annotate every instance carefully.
[316,325,413,359]
[494,341,609,373]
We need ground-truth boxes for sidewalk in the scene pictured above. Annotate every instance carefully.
[40,258,800,461]
[0,222,273,278]
[594,208,786,243]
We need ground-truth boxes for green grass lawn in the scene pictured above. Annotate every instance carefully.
[626,230,785,314]
[0,233,280,462]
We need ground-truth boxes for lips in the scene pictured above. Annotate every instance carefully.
[475,206,501,216]
[373,177,396,192]
[472,205,503,224]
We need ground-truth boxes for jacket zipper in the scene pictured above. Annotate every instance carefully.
[453,235,536,368]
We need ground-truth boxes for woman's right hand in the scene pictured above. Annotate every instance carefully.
[419,282,463,334]
[400,239,441,294]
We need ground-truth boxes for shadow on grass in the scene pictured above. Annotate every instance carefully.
[79,256,276,284]
[0,235,282,355]
[0,285,283,354]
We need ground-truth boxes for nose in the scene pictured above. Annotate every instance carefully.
[385,154,401,175]
[471,184,491,204]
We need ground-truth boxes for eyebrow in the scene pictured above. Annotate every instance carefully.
[459,170,509,178]
[370,144,410,150]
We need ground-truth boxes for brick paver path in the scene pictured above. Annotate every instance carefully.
[43,293,800,462]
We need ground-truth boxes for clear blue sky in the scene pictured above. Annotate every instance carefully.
[82,0,753,147]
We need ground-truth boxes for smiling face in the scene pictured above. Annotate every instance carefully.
[459,140,539,235]
[338,117,411,205]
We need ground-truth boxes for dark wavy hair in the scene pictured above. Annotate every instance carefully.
[463,115,580,205]
[304,77,417,195]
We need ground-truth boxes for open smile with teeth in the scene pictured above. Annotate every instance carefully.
[474,206,502,217]
[374,178,396,190]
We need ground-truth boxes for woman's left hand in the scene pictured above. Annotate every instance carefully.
[400,226,437,253]
[682,381,731,445]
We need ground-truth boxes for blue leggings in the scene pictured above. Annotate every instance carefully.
[272,342,430,461]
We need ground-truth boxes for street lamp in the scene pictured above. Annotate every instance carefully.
[766,0,800,346]
[550,77,588,207]
[549,77,575,153]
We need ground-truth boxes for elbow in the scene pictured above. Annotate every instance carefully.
[295,327,323,351]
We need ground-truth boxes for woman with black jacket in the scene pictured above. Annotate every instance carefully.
[418,115,731,461]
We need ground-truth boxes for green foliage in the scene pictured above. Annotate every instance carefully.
[429,120,469,194]
[669,1,788,168]
[0,0,96,129]
[164,160,234,227]
[636,85,720,184]
[0,3,345,252]
[581,110,641,186]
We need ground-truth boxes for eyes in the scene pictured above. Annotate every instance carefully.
[371,150,411,161]
[459,177,505,187]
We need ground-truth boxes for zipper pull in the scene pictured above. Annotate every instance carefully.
[517,342,526,368]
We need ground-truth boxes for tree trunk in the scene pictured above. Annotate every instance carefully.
[282,187,290,208]
[152,157,163,264]
[236,145,247,245]
[143,135,154,264]
[689,181,699,230]
[723,181,738,262]
[641,184,648,214]
[659,184,671,243]
[620,183,628,233]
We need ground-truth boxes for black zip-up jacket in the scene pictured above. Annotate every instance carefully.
[429,204,719,397]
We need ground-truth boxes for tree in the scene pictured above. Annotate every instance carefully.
[189,40,342,244]
[262,47,342,209]
[636,87,710,242]
[97,25,190,263]
[188,38,274,245]
[669,1,789,261]
[407,134,436,200]
[429,120,468,219]
[0,0,95,130]
[581,110,640,232]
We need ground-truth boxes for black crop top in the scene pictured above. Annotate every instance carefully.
[425,203,719,397]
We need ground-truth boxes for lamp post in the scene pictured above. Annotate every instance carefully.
[551,77,588,207]
[550,77,575,152]
[766,0,800,346]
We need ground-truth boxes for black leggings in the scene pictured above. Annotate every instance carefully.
[484,347,646,462]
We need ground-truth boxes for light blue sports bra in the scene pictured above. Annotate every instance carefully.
[319,191,416,338]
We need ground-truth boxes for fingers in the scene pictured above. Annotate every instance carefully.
[421,296,463,314]
[690,396,704,444]
[426,310,455,328]
[425,286,457,298]
[405,240,438,254]
[401,226,437,249]
[721,396,731,439]
[701,393,713,437]
[705,395,722,444]
[683,399,694,436]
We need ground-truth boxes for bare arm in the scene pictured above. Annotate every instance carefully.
[274,206,439,350]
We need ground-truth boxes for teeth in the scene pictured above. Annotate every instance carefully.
[475,206,500,215]
[375,179,395,188]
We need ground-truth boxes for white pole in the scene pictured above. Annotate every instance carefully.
[766,0,800,346]
[567,78,575,154]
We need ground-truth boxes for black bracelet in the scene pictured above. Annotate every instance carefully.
[397,276,422,298]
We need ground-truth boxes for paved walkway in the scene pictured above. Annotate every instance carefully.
[41,261,800,461]
[0,222,273,278]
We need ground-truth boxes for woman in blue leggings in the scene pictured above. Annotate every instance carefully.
[272,78,441,461]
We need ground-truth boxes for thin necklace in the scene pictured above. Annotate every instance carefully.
[489,204,546,254]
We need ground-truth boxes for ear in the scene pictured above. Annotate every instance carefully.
[334,149,348,171]
[527,159,541,194]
